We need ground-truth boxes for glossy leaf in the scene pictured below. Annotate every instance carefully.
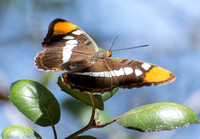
[62,99,110,126]
[10,80,60,126]
[116,102,199,132]
[58,76,104,110]
[101,87,118,101]
[62,98,88,118]
[1,125,41,139]
[39,72,55,86]
[98,47,105,52]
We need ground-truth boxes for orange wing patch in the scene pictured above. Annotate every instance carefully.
[144,66,175,83]
[52,67,60,71]
[53,21,77,35]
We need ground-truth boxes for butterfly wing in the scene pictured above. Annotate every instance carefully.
[34,18,99,71]
[35,18,176,94]
[61,57,176,94]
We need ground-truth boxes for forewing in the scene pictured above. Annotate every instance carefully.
[34,18,99,71]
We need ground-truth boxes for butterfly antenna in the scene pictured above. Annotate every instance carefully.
[112,44,149,52]
[109,33,120,51]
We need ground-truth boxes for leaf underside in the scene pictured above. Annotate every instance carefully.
[116,102,199,132]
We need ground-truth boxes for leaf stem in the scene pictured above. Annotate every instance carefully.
[52,124,57,139]
[96,117,119,128]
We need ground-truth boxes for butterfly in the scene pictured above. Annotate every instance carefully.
[34,18,176,94]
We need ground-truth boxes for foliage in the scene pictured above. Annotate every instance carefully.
[1,79,199,139]
[1,125,41,139]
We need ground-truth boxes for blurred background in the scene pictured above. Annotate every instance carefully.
[0,0,200,139]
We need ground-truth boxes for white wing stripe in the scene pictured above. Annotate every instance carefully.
[74,67,134,77]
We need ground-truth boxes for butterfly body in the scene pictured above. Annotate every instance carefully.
[34,18,176,94]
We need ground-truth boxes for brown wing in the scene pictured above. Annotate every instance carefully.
[34,18,99,71]
[61,57,176,94]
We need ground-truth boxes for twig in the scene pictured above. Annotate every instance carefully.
[95,109,100,126]
[65,95,122,138]
[96,117,119,128]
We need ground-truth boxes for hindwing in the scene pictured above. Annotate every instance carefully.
[61,57,176,93]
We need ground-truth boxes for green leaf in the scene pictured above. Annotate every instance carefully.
[69,135,97,139]
[10,80,60,126]
[1,125,41,139]
[101,87,119,101]
[116,102,199,132]
[39,72,55,86]
[62,99,110,126]
[57,76,104,110]
[98,47,105,52]
[62,98,88,118]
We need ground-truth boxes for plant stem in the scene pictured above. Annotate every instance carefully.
[52,124,57,139]
[96,117,118,128]
[66,94,96,139]
[95,109,100,126]
[65,95,121,138]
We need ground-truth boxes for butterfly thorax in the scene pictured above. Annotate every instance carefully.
[93,50,112,60]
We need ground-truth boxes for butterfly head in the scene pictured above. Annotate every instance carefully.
[94,50,112,59]
[108,51,112,57]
